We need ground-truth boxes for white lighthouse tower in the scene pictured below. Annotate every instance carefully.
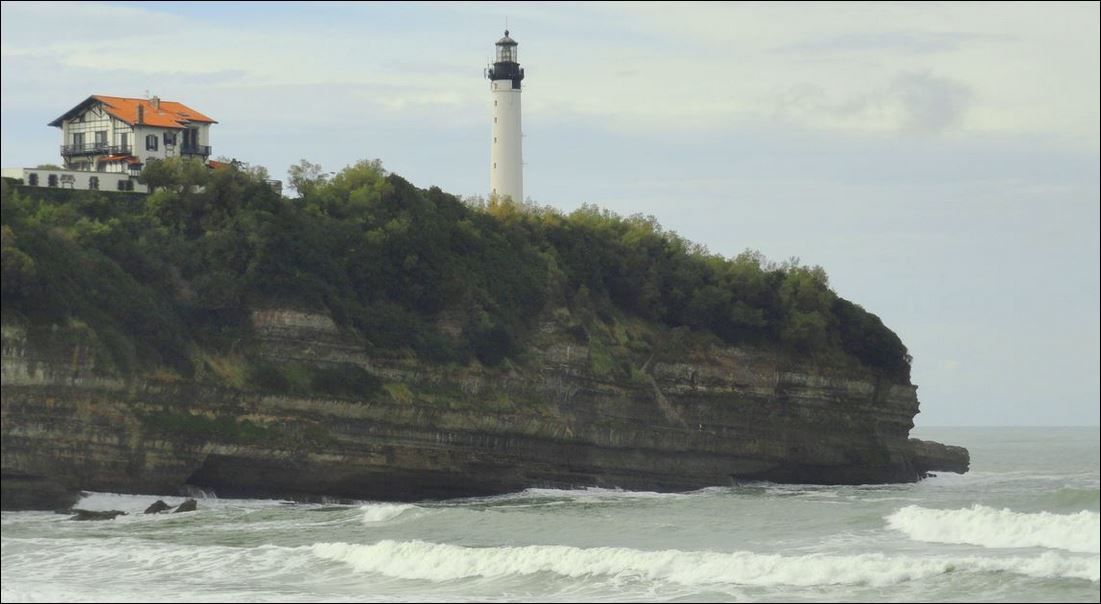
[487,30,524,203]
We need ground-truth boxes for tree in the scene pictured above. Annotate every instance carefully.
[1,225,37,300]
[287,159,328,198]
[138,157,209,194]
[138,158,175,192]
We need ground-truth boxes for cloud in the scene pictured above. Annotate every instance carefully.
[890,72,973,132]
[2,1,1096,147]
[767,72,973,134]
[774,30,1014,55]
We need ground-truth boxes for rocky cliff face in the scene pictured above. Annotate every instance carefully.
[0,311,969,508]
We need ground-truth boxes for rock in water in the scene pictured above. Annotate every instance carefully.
[909,438,970,475]
[173,499,198,513]
[70,509,126,521]
[144,500,171,514]
[0,470,81,511]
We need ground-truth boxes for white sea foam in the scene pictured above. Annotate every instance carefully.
[887,504,1101,553]
[360,503,416,523]
[311,540,1100,586]
[72,491,289,513]
[516,487,699,500]
[0,536,330,603]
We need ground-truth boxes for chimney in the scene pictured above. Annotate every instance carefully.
[151,96,160,110]
[136,104,144,125]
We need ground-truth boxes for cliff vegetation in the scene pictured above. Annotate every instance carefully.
[0,158,911,387]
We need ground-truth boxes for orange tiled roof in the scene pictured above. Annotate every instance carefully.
[93,95,216,128]
[206,160,233,170]
[48,95,217,128]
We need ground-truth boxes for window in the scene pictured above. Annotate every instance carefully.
[119,133,129,149]
[494,137,497,143]
[73,132,85,148]
[494,117,497,123]
[146,134,158,151]
[117,179,133,191]
[95,131,107,146]
[47,174,58,188]
[89,176,99,190]
[27,173,38,186]
[164,132,176,146]
[494,100,498,106]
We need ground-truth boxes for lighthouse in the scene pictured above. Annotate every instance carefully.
[487,30,525,203]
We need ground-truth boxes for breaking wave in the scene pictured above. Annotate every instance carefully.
[887,505,1100,553]
[311,540,1100,585]
[360,503,417,523]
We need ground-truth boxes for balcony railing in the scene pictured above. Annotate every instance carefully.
[60,143,132,157]
[180,144,212,156]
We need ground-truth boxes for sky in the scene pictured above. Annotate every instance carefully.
[1,1,1098,427]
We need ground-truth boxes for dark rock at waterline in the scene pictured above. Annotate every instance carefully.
[910,438,970,475]
[144,500,171,514]
[70,509,126,521]
[173,499,198,513]
[0,470,81,511]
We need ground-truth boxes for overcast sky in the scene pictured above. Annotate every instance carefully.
[2,1,1098,426]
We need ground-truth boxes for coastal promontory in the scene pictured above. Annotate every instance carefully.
[0,161,968,508]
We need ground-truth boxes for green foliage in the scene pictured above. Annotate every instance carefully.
[469,318,516,367]
[141,411,271,444]
[245,359,383,399]
[287,159,329,198]
[310,363,384,398]
[138,157,210,194]
[0,157,912,385]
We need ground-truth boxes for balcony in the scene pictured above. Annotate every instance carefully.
[180,144,212,156]
[60,143,131,157]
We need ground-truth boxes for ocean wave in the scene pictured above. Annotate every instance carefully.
[886,505,1100,553]
[310,540,1100,586]
[0,537,334,603]
[1036,487,1101,512]
[449,486,724,507]
[360,503,417,523]
[70,491,291,513]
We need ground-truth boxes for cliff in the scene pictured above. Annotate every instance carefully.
[0,310,968,508]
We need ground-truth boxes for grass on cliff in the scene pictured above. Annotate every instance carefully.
[139,410,335,448]
[0,160,912,387]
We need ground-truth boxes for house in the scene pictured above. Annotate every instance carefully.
[1,95,217,193]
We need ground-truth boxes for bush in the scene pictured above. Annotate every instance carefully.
[310,364,383,398]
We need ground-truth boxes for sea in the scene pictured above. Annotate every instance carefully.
[2,427,1098,602]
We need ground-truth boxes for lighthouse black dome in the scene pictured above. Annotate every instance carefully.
[496,30,518,46]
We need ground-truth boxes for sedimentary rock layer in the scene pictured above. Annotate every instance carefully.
[0,312,969,508]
